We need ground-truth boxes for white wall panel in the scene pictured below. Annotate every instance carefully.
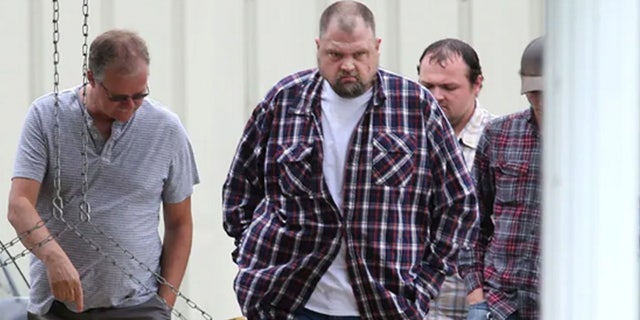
[0,1,543,319]
[181,1,250,319]
[254,0,319,100]
[471,0,545,116]
[397,0,461,85]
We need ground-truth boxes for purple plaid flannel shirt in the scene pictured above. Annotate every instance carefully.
[223,68,479,319]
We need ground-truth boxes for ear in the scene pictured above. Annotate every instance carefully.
[473,74,484,96]
[315,38,320,50]
[87,70,96,86]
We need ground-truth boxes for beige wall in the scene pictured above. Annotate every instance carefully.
[0,1,543,318]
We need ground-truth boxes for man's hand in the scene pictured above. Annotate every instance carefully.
[45,254,84,311]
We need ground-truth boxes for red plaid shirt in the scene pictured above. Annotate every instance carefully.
[223,69,479,319]
[458,108,542,320]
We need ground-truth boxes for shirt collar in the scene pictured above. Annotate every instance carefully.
[526,106,542,136]
[289,69,387,116]
[458,99,490,150]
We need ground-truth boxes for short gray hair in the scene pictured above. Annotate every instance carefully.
[89,29,150,81]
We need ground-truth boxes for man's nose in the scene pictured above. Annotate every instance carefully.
[340,58,355,72]
[430,87,444,101]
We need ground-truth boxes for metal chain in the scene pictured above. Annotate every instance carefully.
[59,219,194,320]
[81,0,89,83]
[0,225,66,267]
[84,220,214,319]
[76,223,191,319]
[1,0,66,265]
[79,0,91,222]
[52,0,65,222]
[0,239,30,290]
[2,215,213,316]
[70,2,213,316]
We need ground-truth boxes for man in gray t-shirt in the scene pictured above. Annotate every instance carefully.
[7,29,199,319]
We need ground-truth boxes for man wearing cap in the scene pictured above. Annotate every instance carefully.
[457,36,544,320]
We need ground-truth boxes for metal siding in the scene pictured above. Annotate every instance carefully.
[0,1,544,318]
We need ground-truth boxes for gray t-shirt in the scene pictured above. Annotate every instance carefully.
[13,85,200,314]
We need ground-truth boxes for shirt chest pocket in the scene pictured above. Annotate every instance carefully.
[493,161,529,204]
[372,132,416,188]
[276,143,323,197]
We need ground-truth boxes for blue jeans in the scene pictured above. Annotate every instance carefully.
[466,301,520,320]
[466,301,491,320]
[293,308,361,320]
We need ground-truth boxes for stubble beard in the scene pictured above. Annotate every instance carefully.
[332,75,367,98]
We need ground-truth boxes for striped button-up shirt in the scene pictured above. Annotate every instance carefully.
[427,102,495,320]
[458,108,541,320]
[223,68,479,320]
[458,103,496,168]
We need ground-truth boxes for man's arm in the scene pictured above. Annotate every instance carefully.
[222,103,269,263]
[158,197,193,308]
[7,178,84,311]
[422,98,480,299]
[458,128,496,304]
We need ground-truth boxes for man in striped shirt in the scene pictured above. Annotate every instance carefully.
[458,37,544,320]
[222,1,479,319]
[417,39,495,320]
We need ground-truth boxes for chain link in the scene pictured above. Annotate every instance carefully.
[81,0,89,82]
[2,218,214,318]
[0,240,30,290]
[52,0,65,223]
[79,0,91,222]
[68,221,191,319]
[84,220,214,319]
[0,0,64,265]
[1,226,66,267]
[0,219,52,266]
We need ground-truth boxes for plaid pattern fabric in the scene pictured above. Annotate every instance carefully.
[428,104,495,320]
[223,68,479,319]
[426,275,468,320]
[458,108,541,320]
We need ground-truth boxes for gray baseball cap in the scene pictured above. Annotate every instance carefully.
[520,36,544,94]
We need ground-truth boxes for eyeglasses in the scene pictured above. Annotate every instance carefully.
[99,82,150,102]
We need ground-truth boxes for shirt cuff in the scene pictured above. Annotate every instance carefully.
[463,271,483,294]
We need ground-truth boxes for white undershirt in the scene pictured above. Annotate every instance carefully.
[304,81,371,316]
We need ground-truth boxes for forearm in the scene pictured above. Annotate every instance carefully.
[158,218,192,307]
[7,179,84,309]
[8,191,67,266]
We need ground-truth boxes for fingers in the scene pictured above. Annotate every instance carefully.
[74,285,84,311]
[49,276,83,311]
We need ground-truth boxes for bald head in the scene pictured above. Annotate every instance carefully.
[319,1,376,38]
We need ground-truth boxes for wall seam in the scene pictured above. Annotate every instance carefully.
[243,0,258,120]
